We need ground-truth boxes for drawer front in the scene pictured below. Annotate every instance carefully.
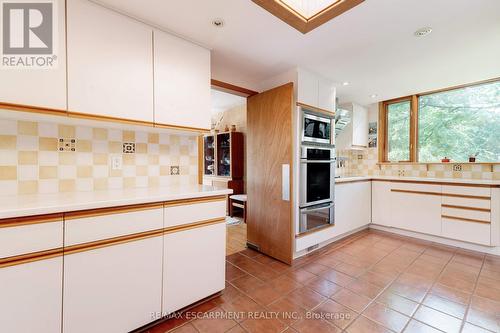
[442,185,491,197]
[391,182,441,194]
[442,196,490,209]
[442,217,490,245]
[442,206,490,223]
[164,199,226,228]
[65,206,163,246]
[0,220,63,259]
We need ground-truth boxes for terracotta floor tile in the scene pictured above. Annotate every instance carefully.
[419,253,449,266]
[301,262,330,275]
[219,294,263,322]
[239,248,260,258]
[422,294,467,319]
[169,323,198,333]
[470,295,500,315]
[451,253,484,268]
[268,260,293,274]
[346,315,392,333]
[475,283,500,303]
[252,253,279,265]
[314,300,357,329]
[461,322,493,333]
[240,317,287,333]
[219,284,243,303]
[226,262,247,282]
[480,268,500,282]
[396,273,433,290]
[191,307,238,333]
[413,305,462,333]
[388,281,428,303]
[358,271,395,288]
[225,325,246,333]
[315,256,342,268]
[231,274,265,294]
[466,308,500,332]
[438,274,476,293]
[331,288,371,313]
[320,269,356,287]
[403,319,442,333]
[267,297,307,326]
[286,268,317,284]
[430,283,471,305]
[305,276,342,297]
[292,318,341,333]
[362,302,410,332]
[334,262,367,278]
[285,287,327,310]
[245,283,282,306]
[375,291,419,317]
[268,275,303,295]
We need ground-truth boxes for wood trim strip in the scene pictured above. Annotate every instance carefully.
[164,195,227,208]
[372,178,496,188]
[0,213,63,228]
[296,102,335,116]
[64,202,164,220]
[391,189,441,196]
[154,122,210,133]
[442,193,491,200]
[0,248,63,269]
[441,204,491,212]
[0,102,67,116]
[336,179,371,185]
[441,215,490,225]
[163,218,225,234]
[211,79,258,97]
[67,111,153,127]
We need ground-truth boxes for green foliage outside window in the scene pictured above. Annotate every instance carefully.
[387,101,410,162]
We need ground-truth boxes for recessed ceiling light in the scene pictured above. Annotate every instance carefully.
[370,94,377,98]
[212,18,224,28]
[342,82,349,86]
[414,27,432,37]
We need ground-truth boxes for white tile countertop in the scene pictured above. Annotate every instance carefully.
[0,185,233,219]
[335,175,500,186]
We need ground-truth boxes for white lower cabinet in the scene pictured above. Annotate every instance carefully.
[442,217,491,245]
[0,258,63,333]
[371,181,392,226]
[63,237,163,333]
[163,223,226,315]
[335,181,371,234]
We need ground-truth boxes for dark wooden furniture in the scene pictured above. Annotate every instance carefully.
[247,83,294,264]
[229,194,247,223]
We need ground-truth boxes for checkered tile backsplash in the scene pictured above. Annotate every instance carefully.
[0,119,199,195]
[336,148,500,180]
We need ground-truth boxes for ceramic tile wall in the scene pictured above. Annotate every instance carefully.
[0,119,199,196]
[346,148,500,180]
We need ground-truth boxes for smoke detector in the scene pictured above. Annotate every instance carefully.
[414,27,433,37]
[212,18,224,28]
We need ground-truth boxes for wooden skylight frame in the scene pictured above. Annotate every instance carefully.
[252,0,365,34]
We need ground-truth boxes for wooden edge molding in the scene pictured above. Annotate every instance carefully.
[336,179,371,185]
[163,218,225,235]
[0,213,63,228]
[372,178,497,188]
[442,193,491,200]
[0,101,67,116]
[65,202,164,220]
[295,223,335,239]
[0,247,63,269]
[154,122,210,133]
[441,204,491,213]
[164,195,227,208]
[211,79,258,97]
[297,102,335,116]
[391,189,441,196]
[67,111,153,127]
[441,215,490,225]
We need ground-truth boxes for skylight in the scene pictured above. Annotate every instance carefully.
[280,0,341,19]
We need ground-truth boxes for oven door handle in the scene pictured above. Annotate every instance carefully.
[300,160,336,164]
[302,203,334,213]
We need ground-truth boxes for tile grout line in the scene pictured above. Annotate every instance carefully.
[458,254,486,332]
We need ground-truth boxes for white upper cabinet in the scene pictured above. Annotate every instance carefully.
[336,103,368,149]
[297,68,335,112]
[66,0,153,122]
[154,30,211,129]
[0,1,66,110]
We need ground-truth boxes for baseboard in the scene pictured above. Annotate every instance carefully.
[370,224,500,256]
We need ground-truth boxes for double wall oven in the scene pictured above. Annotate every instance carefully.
[299,109,335,234]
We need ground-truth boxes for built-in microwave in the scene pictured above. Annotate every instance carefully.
[301,111,333,145]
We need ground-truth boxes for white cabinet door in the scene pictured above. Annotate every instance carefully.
[352,104,368,147]
[371,181,392,226]
[0,1,66,110]
[154,30,211,129]
[335,181,371,234]
[163,223,225,314]
[297,68,318,107]
[67,0,153,122]
[318,78,335,112]
[0,258,63,333]
[63,238,163,333]
[390,183,442,235]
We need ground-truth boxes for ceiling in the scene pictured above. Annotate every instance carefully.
[211,89,246,115]
[94,0,500,106]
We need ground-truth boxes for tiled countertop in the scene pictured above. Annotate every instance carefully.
[336,175,500,186]
[0,185,233,219]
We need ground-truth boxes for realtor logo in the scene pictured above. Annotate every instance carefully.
[1,0,57,68]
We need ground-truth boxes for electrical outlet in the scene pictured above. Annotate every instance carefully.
[123,142,135,154]
[398,170,406,177]
[58,138,76,152]
[111,155,122,170]
[453,164,462,172]
[170,166,180,175]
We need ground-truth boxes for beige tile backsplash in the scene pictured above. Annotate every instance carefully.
[0,119,199,196]
[337,147,500,180]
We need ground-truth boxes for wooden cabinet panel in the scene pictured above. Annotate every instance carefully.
[0,258,63,333]
[67,0,153,122]
[154,29,211,130]
[247,83,293,264]
[63,237,163,333]
[163,223,225,314]
[0,1,66,110]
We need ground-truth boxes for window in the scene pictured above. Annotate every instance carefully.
[380,79,500,163]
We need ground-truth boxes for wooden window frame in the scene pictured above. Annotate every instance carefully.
[379,77,500,164]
